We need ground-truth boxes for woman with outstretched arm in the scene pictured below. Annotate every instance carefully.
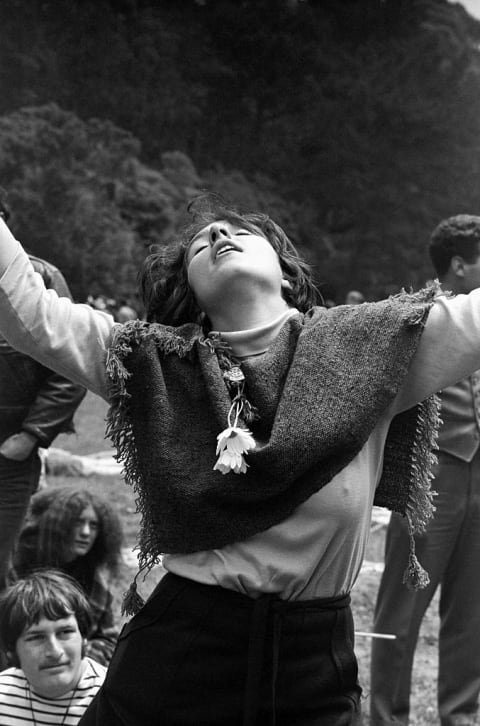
[1,199,480,725]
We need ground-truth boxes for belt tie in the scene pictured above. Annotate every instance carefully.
[242,592,351,726]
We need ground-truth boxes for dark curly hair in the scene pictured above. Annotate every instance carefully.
[140,194,321,326]
[13,487,123,595]
[429,214,480,277]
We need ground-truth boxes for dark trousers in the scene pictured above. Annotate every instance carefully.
[0,451,40,591]
[370,451,480,726]
[80,573,362,726]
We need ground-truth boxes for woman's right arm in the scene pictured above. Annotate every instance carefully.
[0,218,114,400]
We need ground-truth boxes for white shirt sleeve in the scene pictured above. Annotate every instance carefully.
[0,220,114,399]
[393,290,480,414]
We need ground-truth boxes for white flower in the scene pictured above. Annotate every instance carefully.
[213,426,256,475]
[214,449,248,474]
[216,426,256,456]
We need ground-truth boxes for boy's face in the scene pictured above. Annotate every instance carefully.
[15,614,84,698]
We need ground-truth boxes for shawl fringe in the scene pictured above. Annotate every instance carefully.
[106,320,203,591]
[404,396,440,535]
[400,395,441,589]
[388,283,442,589]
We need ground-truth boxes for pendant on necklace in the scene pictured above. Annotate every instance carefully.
[223,366,245,384]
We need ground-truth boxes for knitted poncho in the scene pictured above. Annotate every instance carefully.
[106,289,440,607]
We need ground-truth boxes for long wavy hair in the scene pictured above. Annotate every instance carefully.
[13,487,123,594]
[140,194,322,326]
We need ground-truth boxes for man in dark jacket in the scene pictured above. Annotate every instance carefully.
[0,205,86,591]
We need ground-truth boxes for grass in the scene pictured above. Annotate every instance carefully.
[52,390,440,724]
[353,546,439,724]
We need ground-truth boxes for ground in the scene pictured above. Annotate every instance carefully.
[52,391,441,725]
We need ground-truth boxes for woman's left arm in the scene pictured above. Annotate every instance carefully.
[393,291,480,414]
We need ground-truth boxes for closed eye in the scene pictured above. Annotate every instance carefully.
[194,244,208,254]
[189,243,208,260]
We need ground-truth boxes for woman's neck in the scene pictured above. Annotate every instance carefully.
[207,296,291,332]
[214,308,299,357]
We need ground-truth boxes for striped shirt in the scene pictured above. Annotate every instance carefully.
[0,657,106,725]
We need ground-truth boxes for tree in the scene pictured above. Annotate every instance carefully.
[0,104,205,300]
[2,1,480,299]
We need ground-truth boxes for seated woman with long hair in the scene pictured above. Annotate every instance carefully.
[12,487,123,666]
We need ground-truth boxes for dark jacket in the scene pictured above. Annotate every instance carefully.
[0,255,86,446]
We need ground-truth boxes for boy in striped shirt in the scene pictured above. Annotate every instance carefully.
[0,570,106,725]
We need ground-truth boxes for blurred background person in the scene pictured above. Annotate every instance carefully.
[370,214,480,726]
[115,299,138,323]
[0,569,106,725]
[12,487,123,666]
[345,289,365,305]
[0,202,86,594]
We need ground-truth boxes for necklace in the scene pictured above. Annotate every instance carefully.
[204,332,259,474]
[26,680,77,726]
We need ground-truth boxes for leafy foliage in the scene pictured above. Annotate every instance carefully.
[1,0,480,300]
[0,104,205,300]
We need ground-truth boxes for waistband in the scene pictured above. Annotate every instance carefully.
[156,571,350,610]
[157,573,351,726]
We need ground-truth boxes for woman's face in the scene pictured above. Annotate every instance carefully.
[63,504,99,563]
[16,614,85,698]
[186,220,284,314]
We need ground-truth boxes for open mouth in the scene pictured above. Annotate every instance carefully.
[214,241,241,259]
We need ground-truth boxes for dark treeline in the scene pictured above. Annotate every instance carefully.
[1,0,480,302]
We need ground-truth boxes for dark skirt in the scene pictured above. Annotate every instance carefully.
[79,573,362,726]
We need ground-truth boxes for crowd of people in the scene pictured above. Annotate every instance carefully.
[1,195,480,725]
